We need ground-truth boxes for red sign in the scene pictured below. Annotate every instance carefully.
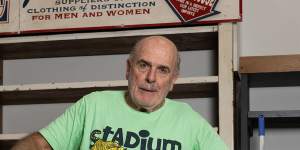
[166,0,220,23]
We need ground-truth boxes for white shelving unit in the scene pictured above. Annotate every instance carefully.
[0,24,235,149]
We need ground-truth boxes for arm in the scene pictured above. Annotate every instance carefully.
[12,93,89,150]
[11,132,52,150]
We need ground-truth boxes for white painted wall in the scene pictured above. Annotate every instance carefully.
[239,0,300,56]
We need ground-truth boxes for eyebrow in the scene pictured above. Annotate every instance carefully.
[137,59,151,66]
[137,59,171,70]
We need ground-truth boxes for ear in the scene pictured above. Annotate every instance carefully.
[169,73,179,91]
[126,59,131,80]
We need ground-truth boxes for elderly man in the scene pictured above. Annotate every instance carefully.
[12,36,228,150]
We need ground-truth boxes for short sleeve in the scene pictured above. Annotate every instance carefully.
[39,96,87,150]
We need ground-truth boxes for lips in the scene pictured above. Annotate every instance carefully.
[139,85,158,92]
[140,87,156,92]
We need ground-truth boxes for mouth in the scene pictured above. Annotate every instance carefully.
[139,87,158,93]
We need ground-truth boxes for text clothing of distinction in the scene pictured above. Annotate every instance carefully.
[91,1,156,10]
[27,1,156,14]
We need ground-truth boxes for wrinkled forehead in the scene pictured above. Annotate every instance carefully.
[134,36,177,58]
[134,37,178,66]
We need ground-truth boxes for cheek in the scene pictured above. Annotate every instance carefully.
[134,70,146,81]
[129,71,144,87]
[159,79,174,92]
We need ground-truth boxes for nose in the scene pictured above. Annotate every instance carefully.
[146,68,156,83]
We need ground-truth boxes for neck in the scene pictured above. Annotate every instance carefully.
[125,91,164,113]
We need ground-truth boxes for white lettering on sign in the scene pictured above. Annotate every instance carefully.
[192,0,216,7]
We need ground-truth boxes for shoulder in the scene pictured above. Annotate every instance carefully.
[166,99,191,111]
[82,90,124,102]
[72,90,124,108]
[166,99,195,113]
[166,99,208,124]
[166,99,203,118]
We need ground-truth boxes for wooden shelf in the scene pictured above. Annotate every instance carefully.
[248,110,300,128]
[0,133,28,141]
[240,54,300,73]
[0,76,218,105]
[0,126,219,141]
[249,110,300,118]
[0,133,27,149]
[248,72,300,87]
[238,72,300,150]
[0,26,218,60]
[0,127,220,149]
[0,24,235,149]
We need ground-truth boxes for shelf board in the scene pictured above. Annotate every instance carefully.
[248,110,300,128]
[0,76,218,105]
[240,54,300,73]
[0,133,28,141]
[0,127,219,141]
[248,72,300,87]
[0,133,27,149]
[0,127,219,149]
[0,26,218,60]
[249,110,300,118]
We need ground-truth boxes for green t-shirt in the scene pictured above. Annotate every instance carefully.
[40,91,228,150]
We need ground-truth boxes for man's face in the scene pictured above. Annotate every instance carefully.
[126,37,178,111]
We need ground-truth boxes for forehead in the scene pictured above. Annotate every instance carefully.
[134,38,177,67]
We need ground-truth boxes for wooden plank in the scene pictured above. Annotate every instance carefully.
[240,54,300,73]
[249,110,300,118]
[233,23,239,71]
[237,75,250,150]
[249,111,300,128]
[0,133,28,140]
[0,26,217,44]
[218,23,234,150]
[248,72,300,87]
[0,60,2,132]
[0,60,2,85]
[0,77,217,92]
[0,27,218,60]
[0,76,218,105]
[0,126,217,148]
[0,133,27,150]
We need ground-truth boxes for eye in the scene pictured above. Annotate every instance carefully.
[158,66,170,75]
[136,61,149,71]
[138,61,147,68]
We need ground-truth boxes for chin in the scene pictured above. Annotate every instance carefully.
[135,95,157,106]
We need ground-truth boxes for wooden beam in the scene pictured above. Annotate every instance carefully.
[0,77,218,105]
[0,26,218,60]
[233,23,239,71]
[240,54,300,73]
[0,60,2,85]
[0,60,2,132]
[218,23,234,150]
[248,72,300,87]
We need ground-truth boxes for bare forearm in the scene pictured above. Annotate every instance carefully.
[11,132,52,150]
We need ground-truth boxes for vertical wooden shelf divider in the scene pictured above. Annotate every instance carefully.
[218,23,234,149]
